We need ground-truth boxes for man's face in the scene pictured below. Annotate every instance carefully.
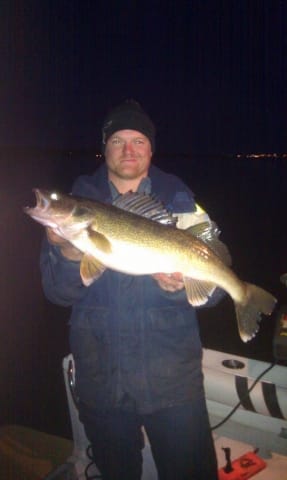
[105,129,152,182]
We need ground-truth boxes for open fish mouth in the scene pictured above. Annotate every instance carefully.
[23,189,54,224]
[24,189,55,215]
[32,189,51,211]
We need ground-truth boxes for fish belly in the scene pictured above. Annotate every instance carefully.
[91,240,178,275]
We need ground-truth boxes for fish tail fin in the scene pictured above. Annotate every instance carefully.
[235,283,277,343]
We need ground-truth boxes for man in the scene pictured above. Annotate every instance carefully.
[40,100,222,479]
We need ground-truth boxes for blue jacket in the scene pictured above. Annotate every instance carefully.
[40,163,222,414]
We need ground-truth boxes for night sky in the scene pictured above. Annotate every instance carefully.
[1,0,286,154]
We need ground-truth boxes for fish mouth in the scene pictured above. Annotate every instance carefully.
[33,189,51,210]
[24,189,51,216]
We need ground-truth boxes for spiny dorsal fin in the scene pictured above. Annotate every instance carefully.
[187,221,232,266]
[113,191,177,226]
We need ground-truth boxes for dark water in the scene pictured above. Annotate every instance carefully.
[0,147,286,439]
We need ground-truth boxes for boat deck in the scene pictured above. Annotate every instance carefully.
[0,423,286,479]
[1,348,286,479]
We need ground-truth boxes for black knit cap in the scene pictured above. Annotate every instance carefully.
[102,99,156,152]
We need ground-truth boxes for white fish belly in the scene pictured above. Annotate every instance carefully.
[97,241,179,275]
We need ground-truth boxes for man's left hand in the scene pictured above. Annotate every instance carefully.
[152,272,184,292]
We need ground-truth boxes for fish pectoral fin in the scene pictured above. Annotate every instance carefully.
[80,254,106,286]
[88,226,112,254]
[183,277,217,306]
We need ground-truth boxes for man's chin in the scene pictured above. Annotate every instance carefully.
[117,167,142,180]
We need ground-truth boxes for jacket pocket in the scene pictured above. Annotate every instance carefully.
[146,306,202,379]
[69,307,111,380]
[147,306,193,330]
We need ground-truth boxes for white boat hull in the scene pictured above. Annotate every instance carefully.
[61,349,287,479]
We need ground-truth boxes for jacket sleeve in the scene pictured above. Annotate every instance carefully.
[40,236,86,306]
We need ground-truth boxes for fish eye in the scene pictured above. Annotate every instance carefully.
[50,192,59,200]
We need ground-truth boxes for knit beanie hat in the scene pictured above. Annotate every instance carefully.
[102,99,156,152]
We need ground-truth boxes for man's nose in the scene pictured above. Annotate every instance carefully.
[123,142,135,153]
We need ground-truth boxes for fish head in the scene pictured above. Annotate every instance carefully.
[24,189,91,233]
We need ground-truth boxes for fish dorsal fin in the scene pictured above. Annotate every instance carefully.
[113,191,177,226]
[183,277,217,306]
[187,221,232,266]
[80,254,106,286]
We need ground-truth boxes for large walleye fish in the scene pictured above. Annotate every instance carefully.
[24,189,276,342]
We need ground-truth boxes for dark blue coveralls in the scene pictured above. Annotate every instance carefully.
[40,163,221,479]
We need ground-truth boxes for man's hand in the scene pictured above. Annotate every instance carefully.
[46,228,83,261]
[152,272,184,292]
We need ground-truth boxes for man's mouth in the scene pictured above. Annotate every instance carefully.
[121,157,137,164]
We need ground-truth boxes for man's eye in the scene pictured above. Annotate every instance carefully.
[111,138,121,144]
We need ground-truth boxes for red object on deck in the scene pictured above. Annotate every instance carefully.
[218,450,266,480]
